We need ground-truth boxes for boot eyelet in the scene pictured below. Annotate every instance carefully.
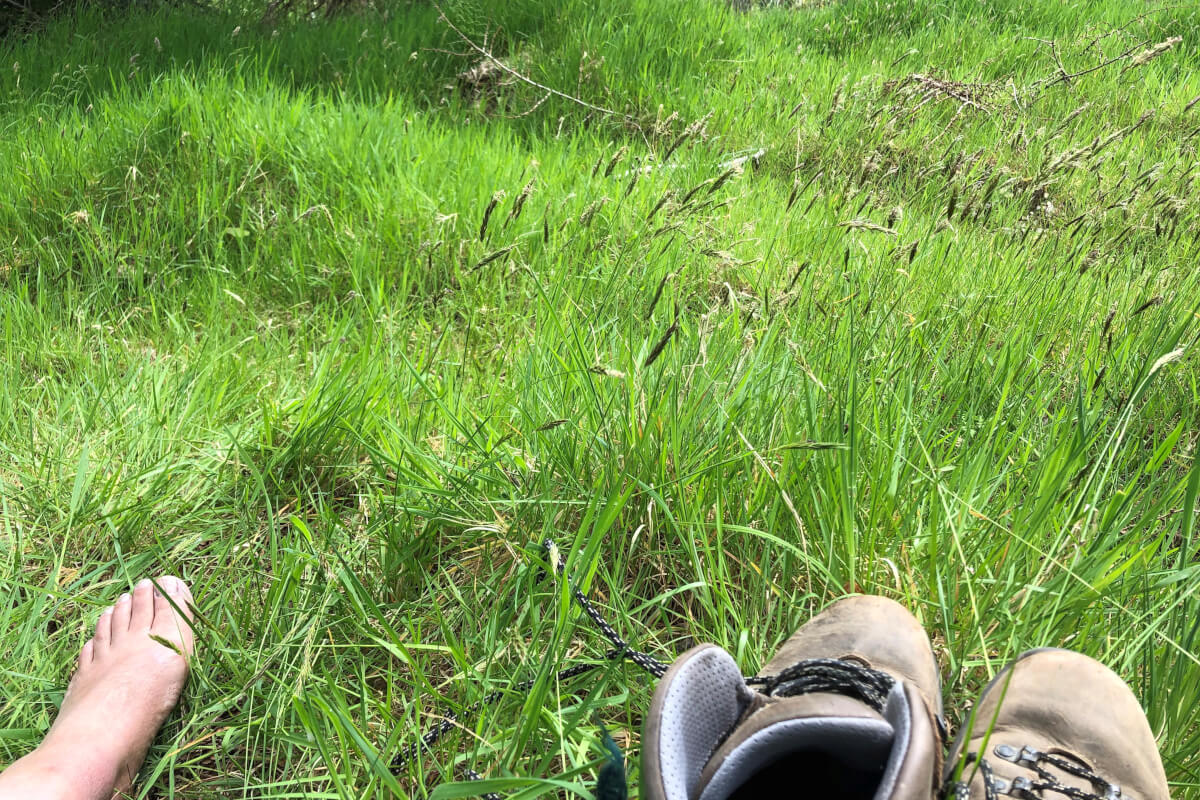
[994,744,1019,761]
[1009,776,1033,796]
[1017,745,1043,765]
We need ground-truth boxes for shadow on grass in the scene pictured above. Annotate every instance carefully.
[0,0,586,128]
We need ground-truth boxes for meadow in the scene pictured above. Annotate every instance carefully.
[0,0,1198,796]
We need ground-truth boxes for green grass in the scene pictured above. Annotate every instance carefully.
[1,0,1199,796]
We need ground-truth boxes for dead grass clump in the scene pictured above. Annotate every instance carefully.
[456,57,516,111]
[883,73,1003,114]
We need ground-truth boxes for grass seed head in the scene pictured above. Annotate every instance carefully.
[1130,37,1181,67]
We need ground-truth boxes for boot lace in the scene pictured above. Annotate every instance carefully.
[943,745,1131,800]
[747,656,897,711]
[747,655,951,755]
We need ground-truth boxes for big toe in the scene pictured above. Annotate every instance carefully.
[151,576,195,655]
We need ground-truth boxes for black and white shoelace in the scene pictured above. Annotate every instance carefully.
[747,656,897,709]
[943,745,1129,800]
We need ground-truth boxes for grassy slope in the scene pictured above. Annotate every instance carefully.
[1,0,1199,796]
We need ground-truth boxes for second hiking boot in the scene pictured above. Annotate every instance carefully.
[943,648,1169,800]
[641,595,945,800]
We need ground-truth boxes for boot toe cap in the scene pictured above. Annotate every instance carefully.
[953,648,1169,800]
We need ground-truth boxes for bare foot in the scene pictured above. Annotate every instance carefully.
[0,576,195,800]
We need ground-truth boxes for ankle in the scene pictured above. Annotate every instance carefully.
[0,741,119,800]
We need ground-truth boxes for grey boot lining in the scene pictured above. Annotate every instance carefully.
[655,645,755,800]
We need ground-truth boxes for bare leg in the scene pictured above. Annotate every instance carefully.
[0,577,195,800]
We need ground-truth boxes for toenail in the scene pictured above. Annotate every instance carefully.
[119,593,131,603]
[137,578,152,589]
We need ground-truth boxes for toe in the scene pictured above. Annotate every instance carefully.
[129,578,155,631]
[77,639,94,669]
[152,576,196,655]
[110,592,133,642]
[94,607,113,651]
[162,575,194,607]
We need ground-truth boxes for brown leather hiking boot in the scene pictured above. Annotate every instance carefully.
[641,596,945,800]
[943,648,1170,800]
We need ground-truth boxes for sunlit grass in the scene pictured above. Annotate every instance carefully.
[0,0,1198,797]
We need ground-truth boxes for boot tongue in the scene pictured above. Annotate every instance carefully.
[692,693,895,800]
